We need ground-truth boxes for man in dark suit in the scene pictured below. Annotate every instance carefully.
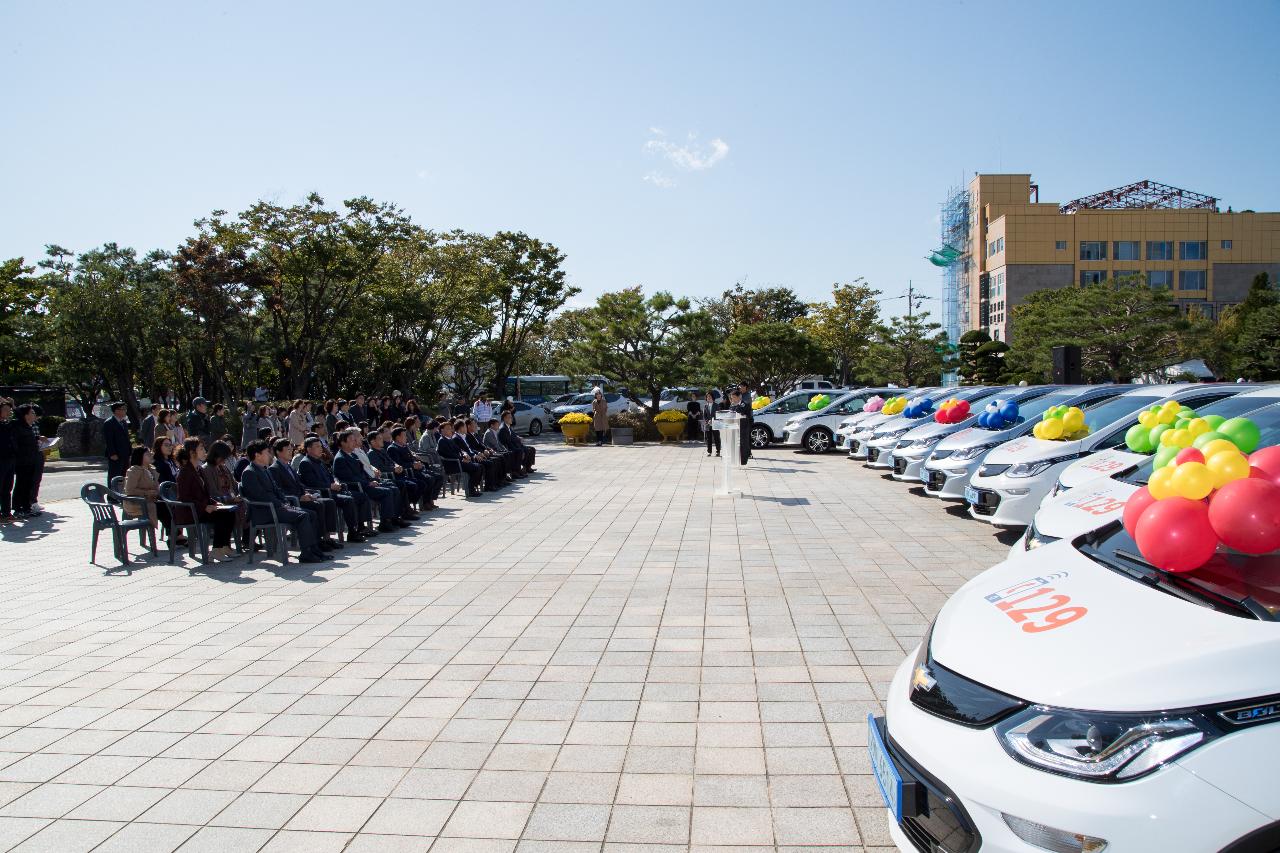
[269,439,341,550]
[463,419,505,490]
[367,430,420,521]
[238,440,327,563]
[298,436,367,542]
[139,403,159,449]
[737,382,755,460]
[332,428,404,533]
[437,420,483,497]
[699,390,724,457]
[349,394,368,426]
[498,411,536,473]
[186,397,212,447]
[729,390,751,466]
[388,426,440,509]
[103,402,132,484]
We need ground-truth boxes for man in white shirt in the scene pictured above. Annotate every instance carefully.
[471,395,493,424]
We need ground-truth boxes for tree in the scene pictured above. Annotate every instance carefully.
[520,308,593,376]
[798,280,881,385]
[0,258,51,385]
[859,310,949,386]
[481,231,579,397]
[956,329,1009,384]
[701,283,808,336]
[565,288,717,414]
[709,322,832,392]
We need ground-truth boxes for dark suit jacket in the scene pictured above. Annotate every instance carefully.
[349,403,367,424]
[386,443,419,471]
[298,456,337,492]
[367,446,397,478]
[333,450,372,489]
[139,414,156,448]
[239,462,293,523]
[233,457,251,481]
[103,417,131,460]
[497,424,522,452]
[269,459,306,499]
[463,432,487,456]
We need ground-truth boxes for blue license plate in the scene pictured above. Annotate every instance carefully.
[964,485,979,505]
[867,714,903,822]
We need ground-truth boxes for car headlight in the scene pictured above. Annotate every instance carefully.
[996,705,1217,782]
[1023,521,1060,551]
[948,443,995,462]
[1007,455,1078,478]
[908,434,943,449]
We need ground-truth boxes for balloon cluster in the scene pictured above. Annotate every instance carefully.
[807,394,831,411]
[975,399,1019,430]
[863,395,885,413]
[751,395,771,411]
[902,398,935,419]
[1032,406,1088,441]
[934,398,971,424]
[881,396,908,416]
[1125,402,1262,472]
[1123,442,1280,572]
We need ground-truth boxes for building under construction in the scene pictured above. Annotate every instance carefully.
[934,174,1280,342]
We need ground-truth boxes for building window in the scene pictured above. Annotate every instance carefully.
[1180,270,1207,290]
[1114,241,1140,261]
[1080,270,1106,286]
[1113,270,1140,281]
[1055,240,1067,250]
[992,327,1001,341]
[988,241,996,257]
[1221,239,1232,250]
[1180,241,1207,260]
[1147,241,1173,260]
[1079,241,1107,261]
[1149,270,1174,290]
[996,236,1004,253]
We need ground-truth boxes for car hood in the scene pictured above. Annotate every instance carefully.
[896,417,974,442]
[935,421,1030,451]
[982,434,1087,465]
[851,412,897,433]
[1058,449,1147,490]
[1032,478,1138,541]
[553,404,591,415]
[932,544,1280,710]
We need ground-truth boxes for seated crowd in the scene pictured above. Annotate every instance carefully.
[111,393,536,565]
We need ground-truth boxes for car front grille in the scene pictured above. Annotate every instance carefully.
[970,488,999,516]
[867,447,880,462]
[927,471,946,491]
[877,717,982,853]
[894,457,909,475]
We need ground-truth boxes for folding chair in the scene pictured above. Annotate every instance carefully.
[157,481,211,565]
[81,483,156,565]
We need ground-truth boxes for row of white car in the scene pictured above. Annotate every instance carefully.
[750,382,1280,853]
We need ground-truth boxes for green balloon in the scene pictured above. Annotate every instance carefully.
[1149,423,1171,446]
[1125,424,1151,452]
[1219,417,1261,453]
[1202,414,1226,430]
[1153,445,1179,469]
[1176,408,1196,421]
[1192,430,1228,449]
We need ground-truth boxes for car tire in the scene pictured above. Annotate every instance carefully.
[749,425,772,449]
[803,426,833,454]
[529,419,542,436]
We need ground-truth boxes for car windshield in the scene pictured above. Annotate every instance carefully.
[1079,393,1171,433]
[1123,402,1280,487]
[1078,523,1280,621]
[569,394,593,405]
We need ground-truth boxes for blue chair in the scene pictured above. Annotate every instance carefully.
[81,483,156,565]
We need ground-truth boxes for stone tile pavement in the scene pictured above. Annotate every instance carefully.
[0,440,1017,852]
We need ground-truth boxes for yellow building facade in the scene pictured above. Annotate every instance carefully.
[957,174,1280,341]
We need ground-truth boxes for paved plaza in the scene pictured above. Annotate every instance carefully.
[0,441,1015,852]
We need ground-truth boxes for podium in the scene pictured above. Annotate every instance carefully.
[713,411,742,496]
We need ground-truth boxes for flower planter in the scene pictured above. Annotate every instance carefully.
[561,422,591,444]
[656,421,685,442]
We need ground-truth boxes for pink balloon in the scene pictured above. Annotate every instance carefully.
[1249,446,1280,486]
[1122,486,1158,539]
[1134,497,1219,573]
[1208,478,1280,555]
[1175,447,1205,466]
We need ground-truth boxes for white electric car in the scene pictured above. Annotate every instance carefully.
[966,384,1244,528]
[863,386,1008,472]
[838,391,917,450]
[779,388,895,453]
[749,389,855,449]
[886,386,1059,483]
[921,385,1131,501]
[847,389,942,461]
[877,506,1280,852]
[1047,384,1271,500]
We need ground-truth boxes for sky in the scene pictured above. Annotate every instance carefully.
[3,0,1279,317]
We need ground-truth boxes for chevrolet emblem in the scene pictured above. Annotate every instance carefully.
[911,663,937,692]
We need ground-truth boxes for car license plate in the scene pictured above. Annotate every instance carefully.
[867,714,903,822]
[964,485,979,505]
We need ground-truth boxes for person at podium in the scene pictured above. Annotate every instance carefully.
[699,389,724,457]
[728,390,751,466]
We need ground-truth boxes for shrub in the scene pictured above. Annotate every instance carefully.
[609,410,661,441]
[38,415,65,437]
[558,411,593,425]
[653,409,688,422]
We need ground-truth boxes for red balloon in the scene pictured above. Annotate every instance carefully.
[1175,448,1205,466]
[1122,486,1158,539]
[1207,478,1280,555]
[1134,497,1219,573]
[953,400,970,417]
[1249,446,1280,486]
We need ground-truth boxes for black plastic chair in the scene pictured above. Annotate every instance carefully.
[244,501,297,565]
[81,483,156,565]
[157,481,210,564]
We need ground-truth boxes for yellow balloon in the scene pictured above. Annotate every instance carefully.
[1201,438,1240,460]
[1138,411,1157,428]
[1161,401,1181,414]
[1205,450,1251,489]
[1185,418,1211,438]
[1148,466,1178,500]
[1061,408,1084,432]
[1156,409,1178,425]
[1164,428,1192,448]
[1040,418,1064,440]
[1170,461,1214,500]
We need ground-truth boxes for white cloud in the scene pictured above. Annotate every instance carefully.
[643,171,677,189]
[644,129,729,172]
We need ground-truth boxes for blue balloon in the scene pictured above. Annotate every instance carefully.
[985,400,1000,413]
[977,412,991,428]
[999,401,1019,421]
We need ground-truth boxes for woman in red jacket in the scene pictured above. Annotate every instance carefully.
[175,438,236,560]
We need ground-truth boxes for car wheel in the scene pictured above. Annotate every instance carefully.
[804,426,833,453]
[749,425,772,448]
[529,419,542,436]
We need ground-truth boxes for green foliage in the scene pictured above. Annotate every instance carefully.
[709,322,831,392]
[702,283,809,335]
[859,310,948,386]
[798,280,881,385]
[0,258,50,385]
[608,409,661,441]
[956,329,1009,384]
[1004,276,1186,383]
[38,415,64,437]
[564,288,717,413]
[1232,304,1280,380]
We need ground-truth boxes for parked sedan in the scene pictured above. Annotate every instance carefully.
[505,400,546,436]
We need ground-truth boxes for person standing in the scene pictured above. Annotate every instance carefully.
[287,400,309,446]
[12,405,43,517]
[729,391,751,466]
[700,390,723,457]
[103,402,132,485]
[208,404,227,442]
[139,403,160,449]
[471,394,493,425]
[591,388,609,446]
[737,382,755,459]
[185,397,211,447]
[0,400,15,521]
[684,392,701,440]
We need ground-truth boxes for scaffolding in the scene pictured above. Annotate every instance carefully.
[937,185,970,345]
[1060,179,1218,214]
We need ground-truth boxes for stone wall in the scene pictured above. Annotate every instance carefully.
[57,418,105,458]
